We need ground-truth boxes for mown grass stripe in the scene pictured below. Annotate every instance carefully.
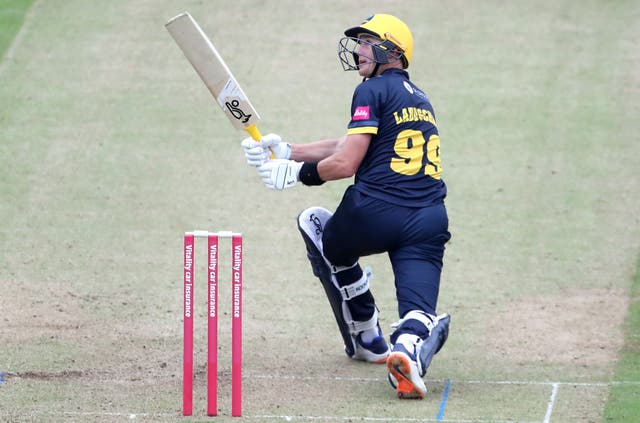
[0,0,36,62]
[603,255,640,421]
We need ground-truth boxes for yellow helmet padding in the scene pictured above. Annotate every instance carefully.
[344,14,414,68]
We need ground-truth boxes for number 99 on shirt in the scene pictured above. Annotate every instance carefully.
[390,129,442,179]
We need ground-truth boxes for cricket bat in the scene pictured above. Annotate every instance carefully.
[165,12,264,144]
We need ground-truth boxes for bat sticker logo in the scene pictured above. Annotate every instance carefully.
[225,100,252,123]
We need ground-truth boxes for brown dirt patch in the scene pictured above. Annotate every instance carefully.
[485,288,628,367]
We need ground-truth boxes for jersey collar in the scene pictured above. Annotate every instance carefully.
[379,68,409,79]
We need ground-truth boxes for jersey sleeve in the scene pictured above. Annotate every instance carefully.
[346,83,379,135]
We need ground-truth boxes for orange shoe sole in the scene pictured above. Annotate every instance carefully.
[387,352,425,399]
[371,356,388,364]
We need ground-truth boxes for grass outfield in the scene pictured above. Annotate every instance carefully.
[1,1,639,422]
[0,0,33,54]
[604,256,640,421]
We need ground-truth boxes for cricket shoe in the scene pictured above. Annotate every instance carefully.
[387,335,427,399]
[351,326,390,364]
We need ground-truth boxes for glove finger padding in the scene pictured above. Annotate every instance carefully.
[241,137,261,149]
[258,133,291,160]
[260,133,282,147]
[242,137,270,167]
[244,145,269,167]
[241,134,290,167]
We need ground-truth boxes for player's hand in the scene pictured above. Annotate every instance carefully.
[258,159,302,190]
[241,133,291,167]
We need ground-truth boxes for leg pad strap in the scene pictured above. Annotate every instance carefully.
[338,267,372,300]
[345,305,378,334]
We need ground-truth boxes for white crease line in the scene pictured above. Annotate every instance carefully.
[64,412,175,418]
[13,375,639,422]
[543,383,559,423]
[59,412,538,423]
[250,415,539,423]
[250,373,639,387]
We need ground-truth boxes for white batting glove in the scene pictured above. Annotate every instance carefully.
[241,133,291,167]
[258,159,302,190]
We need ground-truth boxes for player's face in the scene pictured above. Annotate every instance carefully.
[356,35,379,77]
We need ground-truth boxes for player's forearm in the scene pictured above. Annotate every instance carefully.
[317,155,358,181]
[289,137,344,162]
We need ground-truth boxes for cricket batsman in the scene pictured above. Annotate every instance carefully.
[242,13,451,399]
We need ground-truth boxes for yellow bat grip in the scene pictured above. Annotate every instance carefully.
[244,123,275,159]
[244,123,261,141]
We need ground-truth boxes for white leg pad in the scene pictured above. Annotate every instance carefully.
[298,207,377,336]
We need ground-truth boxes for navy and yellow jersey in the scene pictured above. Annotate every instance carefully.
[347,68,447,206]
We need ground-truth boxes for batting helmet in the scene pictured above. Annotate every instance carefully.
[344,14,414,69]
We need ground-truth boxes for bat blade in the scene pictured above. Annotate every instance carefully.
[166,12,262,141]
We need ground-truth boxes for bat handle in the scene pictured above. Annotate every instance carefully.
[244,123,275,159]
[244,123,261,141]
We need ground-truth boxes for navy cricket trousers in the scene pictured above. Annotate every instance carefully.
[322,186,450,318]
